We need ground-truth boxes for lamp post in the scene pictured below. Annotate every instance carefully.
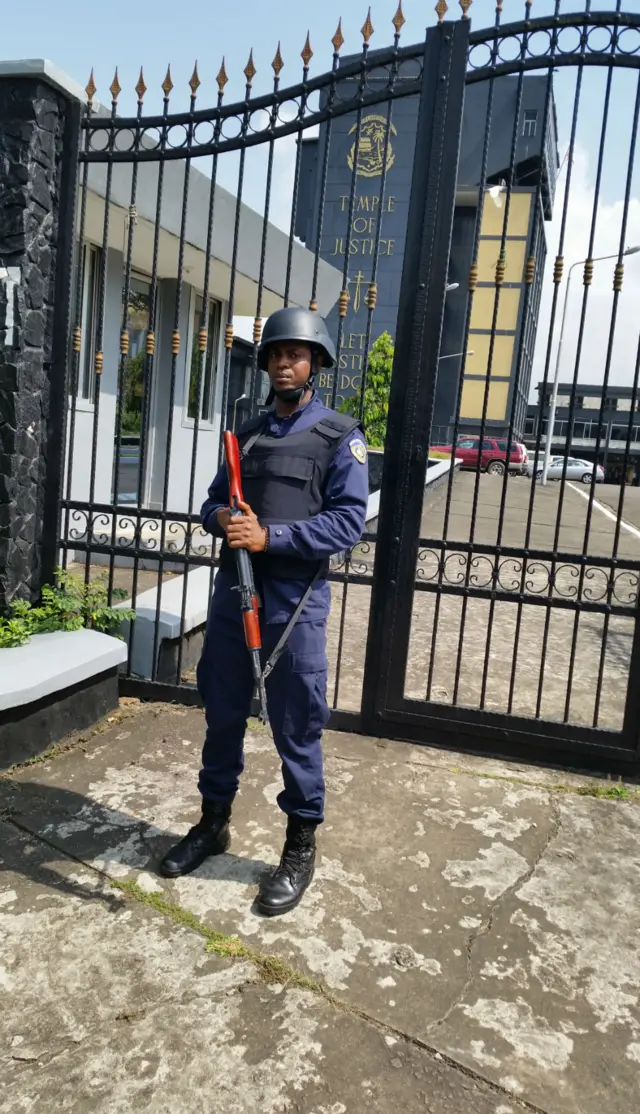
[439,349,474,361]
[232,393,247,432]
[541,245,640,484]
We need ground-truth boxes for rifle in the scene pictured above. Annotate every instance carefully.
[223,431,269,725]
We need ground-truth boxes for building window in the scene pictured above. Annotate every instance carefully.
[121,277,152,436]
[187,295,221,423]
[78,244,100,401]
[524,416,535,436]
[523,109,538,138]
[603,397,618,412]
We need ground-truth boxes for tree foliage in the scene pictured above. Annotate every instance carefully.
[339,331,394,448]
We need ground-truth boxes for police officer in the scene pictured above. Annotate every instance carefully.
[159,307,369,916]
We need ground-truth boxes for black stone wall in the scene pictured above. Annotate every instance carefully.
[0,78,76,613]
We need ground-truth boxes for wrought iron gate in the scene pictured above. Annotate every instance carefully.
[58,1,640,770]
[365,2,640,768]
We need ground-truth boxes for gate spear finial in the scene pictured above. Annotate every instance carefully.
[216,58,228,97]
[435,1,448,24]
[301,32,313,70]
[332,19,345,55]
[392,2,406,36]
[135,67,147,104]
[189,62,201,98]
[272,43,284,78]
[244,49,257,87]
[460,0,473,17]
[361,7,374,43]
[161,65,174,99]
[109,68,121,104]
[85,68,97,107]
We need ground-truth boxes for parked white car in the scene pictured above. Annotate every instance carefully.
[527,456,605,484]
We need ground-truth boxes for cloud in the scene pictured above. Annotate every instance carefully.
[532,144,640,396]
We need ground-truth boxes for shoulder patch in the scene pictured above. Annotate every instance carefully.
[349,437,367,465]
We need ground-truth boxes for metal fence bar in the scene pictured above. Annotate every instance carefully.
[175,69,228,686]
[248,57,280,403]
[83,78,119,587]
[217,55,255,468]
[586,63,640,726]
[545,44,617,722]
[107,75,145,605]
[330,22,371,407]
[469,5,531,712]
[125,69,172,676]
[149,67,199,682]
[491,24,558,716]
[60,90,92,574]
[438,1,502,708]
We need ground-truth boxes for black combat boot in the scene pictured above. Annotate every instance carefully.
[159,799,232,878]
[256,816,317,917]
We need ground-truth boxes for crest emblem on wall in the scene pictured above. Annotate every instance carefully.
[347,114,397,178]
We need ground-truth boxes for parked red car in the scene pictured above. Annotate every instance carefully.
[430,436,528,476]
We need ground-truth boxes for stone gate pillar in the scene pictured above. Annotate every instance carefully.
[0,63,81,612]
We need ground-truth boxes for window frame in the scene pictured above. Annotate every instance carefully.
[522,109,538,139]
[183,289,223,428]
[75,243,101,408]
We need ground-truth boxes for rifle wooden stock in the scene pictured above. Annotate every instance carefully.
[223,430,269,722]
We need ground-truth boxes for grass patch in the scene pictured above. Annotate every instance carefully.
[112,878,325,994]
[449,767,637,801]
[575,783,631,800]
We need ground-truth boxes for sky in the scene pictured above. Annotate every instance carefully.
[4,0,640,396]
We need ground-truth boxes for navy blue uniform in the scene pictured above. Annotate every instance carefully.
[197,392,368,822]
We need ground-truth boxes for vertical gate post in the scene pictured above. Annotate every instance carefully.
[0,65,81,612]
[361,19,469,731]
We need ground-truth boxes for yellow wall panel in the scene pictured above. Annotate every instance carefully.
[460,378,509,422]
[465,333,515,378]
[476,238,527,284]
[470,286,521,332]
[480,191,532,238]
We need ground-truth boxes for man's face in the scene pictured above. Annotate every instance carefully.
[267,341,313,393]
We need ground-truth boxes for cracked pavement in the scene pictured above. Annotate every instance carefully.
[1,703,639,1113]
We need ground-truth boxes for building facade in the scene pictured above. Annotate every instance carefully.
[294,56,558,442]
[526,383,640,485]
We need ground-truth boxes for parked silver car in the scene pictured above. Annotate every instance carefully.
[527,456,605,484]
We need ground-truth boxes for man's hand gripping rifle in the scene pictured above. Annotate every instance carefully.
[223,431,269,725]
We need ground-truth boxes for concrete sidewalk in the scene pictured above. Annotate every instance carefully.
[1,701,639,1113]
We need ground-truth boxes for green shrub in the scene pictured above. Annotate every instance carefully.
[0,568,135,649]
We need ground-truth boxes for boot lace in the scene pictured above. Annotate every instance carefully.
[275,835,311,881]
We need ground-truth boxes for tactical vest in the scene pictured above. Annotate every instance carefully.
[220,410,362,580]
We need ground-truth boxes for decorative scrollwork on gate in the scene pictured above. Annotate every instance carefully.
[415,547,640,610]
[81,18,426,165]
[467,12,640,83]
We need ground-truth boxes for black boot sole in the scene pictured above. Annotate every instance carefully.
[158,829,231,879]
[255,868,314,917]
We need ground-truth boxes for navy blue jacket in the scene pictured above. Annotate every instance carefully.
[201,393,369,623]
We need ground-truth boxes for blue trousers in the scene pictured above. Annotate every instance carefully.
[196,597,330,822]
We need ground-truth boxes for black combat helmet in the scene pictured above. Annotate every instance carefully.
[258,307,336,370]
